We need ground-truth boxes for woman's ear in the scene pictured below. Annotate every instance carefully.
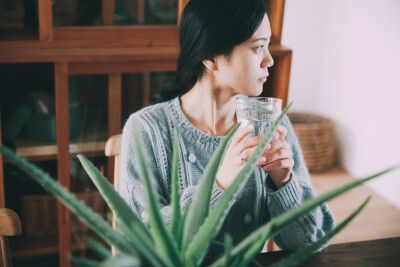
[202,58,217,72]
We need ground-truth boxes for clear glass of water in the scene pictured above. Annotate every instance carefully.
[235,95,282,138]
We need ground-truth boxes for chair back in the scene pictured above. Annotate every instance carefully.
[105,134,122,255]
[105,134,122,191]
[0,208,22,267]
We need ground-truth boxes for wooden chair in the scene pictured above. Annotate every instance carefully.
[104,134,276,253]
[105,134,122,191]
[105,134,122,255]
[0,208,22,267]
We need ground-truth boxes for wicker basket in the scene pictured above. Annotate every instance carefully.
[21,192,106,237]
[287,112,336,172]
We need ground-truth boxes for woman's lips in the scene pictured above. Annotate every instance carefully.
[258,75,269,82]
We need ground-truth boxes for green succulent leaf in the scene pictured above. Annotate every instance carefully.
[185,102,293,265]
[77,154,164,266]
[178,204,190,256]
[133,122,181,266]
[212,165,398,267]
[182,123,241,250]
[87,238,112,260]
[222,235,233,267]
[100,254,141,267]
[268,196,371,267]
[70,257,100,267]
[170,131,182,242]
[0,145,136,256]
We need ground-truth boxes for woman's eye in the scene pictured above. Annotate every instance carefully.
[255,46,264,53]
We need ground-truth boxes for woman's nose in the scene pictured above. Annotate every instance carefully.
[261,50,274,68]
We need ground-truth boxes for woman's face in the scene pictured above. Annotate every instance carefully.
[214,14,274,96]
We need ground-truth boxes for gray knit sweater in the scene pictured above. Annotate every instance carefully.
[119,96,335,250]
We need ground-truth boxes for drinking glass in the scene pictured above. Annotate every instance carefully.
[235,96,282,138]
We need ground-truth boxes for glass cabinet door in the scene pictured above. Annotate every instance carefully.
[0,0,39,40]
[52,0,178,27]
[66,75,110,258]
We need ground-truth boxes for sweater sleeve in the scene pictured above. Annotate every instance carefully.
[119,112,224,226]
[265,115,336,251]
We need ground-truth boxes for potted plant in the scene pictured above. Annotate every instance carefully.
[0,102,396,266]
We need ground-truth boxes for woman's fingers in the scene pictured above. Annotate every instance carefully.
[265,137,291,154]
[231,125,254,146]
[263,148,292,164]
[239,136,263,152]
[276,125,288,139]
[240,147,266,166]
[262,158,294,172]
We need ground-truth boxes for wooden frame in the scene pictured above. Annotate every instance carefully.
[0,110,4,208]
[268,0,286,44]
[262,46,292,108]
[54,63,71,267]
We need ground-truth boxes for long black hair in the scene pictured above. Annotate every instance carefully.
[158,0,269,102]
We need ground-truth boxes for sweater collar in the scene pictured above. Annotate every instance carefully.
[168,97,225,147]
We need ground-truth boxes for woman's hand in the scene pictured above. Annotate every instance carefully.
[261,125,294,189]
[216,125,267,190]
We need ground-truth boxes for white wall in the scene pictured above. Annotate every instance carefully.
[282,0,400,209]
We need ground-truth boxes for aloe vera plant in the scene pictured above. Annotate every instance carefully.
[0,101,397,267]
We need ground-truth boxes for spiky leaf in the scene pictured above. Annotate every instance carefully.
[70,257,100,267]
[100,254,141,267]
[212,165,398,267]
[182,123,240,249]
[133,122,181,266]
[170,131,182,241]
[87,238,112,260]
[268,196,372,267]
[0,146,136,255]
[185,102,293,265]
[78,154,164,266]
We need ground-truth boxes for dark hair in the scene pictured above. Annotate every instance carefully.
[158,0,269,102]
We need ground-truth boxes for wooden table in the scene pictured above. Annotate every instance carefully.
[256,237,400,266]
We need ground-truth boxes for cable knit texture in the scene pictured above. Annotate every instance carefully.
[119,96,335,250]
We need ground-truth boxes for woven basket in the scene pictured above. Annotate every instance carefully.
[21,192,106,237]
[287,112,336,172]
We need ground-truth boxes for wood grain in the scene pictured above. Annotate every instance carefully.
[0,209,22,236]
[268,167,400,251]
[38,0,53,41]
[0,39,178,49]
[0,109,4,208]
[268,0,286,44]
[312,167,400,244]
[0,44,288,64]
[0,46,180,63]
[0,208,21,267]
[102,0,115,26]
[178,0,190,24]
[67,60,178,75]
[53,26,179,41]
[257,237,400,266]
[262,48,292,108]
[54,62,71,267]
[107,74,122,183]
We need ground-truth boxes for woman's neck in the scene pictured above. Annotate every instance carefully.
[180,79,237,137]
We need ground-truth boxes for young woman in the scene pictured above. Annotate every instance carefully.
[120,0,335,250]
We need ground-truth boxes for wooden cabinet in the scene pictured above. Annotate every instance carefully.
[0,0,291,266]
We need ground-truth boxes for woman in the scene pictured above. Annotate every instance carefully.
[120,0,335,250]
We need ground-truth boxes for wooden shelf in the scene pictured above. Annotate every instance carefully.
[10,232,107,258]
[0,43,289,64]
[0,45,180,63]
[11,138,107,160]
[0,28,39,42]
[11,235,59,258]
